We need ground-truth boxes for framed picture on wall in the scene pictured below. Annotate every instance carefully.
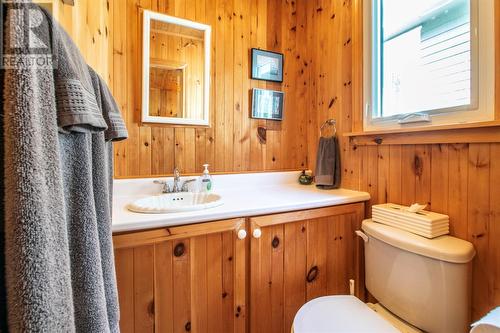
[251,88,284,121]
[251,48,283,82]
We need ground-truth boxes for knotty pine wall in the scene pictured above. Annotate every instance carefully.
[53,0,498,321]
[108,0,311,177]
[50,0,111,85]
[305,0,500,320]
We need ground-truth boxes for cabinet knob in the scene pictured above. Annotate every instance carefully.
[237,229,247,240]
[252,228,262,239]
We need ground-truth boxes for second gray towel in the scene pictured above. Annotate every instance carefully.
[315,136,341,189]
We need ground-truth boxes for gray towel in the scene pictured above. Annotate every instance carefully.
[3,2,126,332]
[4,2,75,331]
[315,136,341,189]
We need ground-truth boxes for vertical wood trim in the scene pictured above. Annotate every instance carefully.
[133,245,155,333]
[467,144,491,320]
[352,0,364,133]
[489,143,500,307]
[115,248,135,333]
[495,0,500,119]
[154,241,174,333]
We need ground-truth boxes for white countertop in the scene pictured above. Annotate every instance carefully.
[112,171,370,233]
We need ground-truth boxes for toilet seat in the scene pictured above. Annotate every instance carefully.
[293,295,400,333]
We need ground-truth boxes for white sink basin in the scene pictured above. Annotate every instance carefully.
[127,192,223,214]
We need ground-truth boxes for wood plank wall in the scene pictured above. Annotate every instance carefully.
[107,0,310,177]
[53,0,498,321]
[50,0,111,83]
[304,0,500,321]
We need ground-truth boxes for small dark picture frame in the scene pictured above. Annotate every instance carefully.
[251,88,284,121]
[251,48,283,82]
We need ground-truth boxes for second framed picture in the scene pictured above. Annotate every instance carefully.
[251,88,284,121]
[251,48,283,82]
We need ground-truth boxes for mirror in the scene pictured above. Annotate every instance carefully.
[142,11,211,126]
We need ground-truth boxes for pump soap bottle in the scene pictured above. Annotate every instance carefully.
[199,164,213,192]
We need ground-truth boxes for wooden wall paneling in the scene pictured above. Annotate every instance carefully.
[221,231,234,333]
[214,0,226,172]
[108,0,311,177]
[232,0,244,172]
[364,146,379,212]
[305,217,328,300]
[447,144,469,239]
[154,241,174,333]
[239,0,252,171]
[112,0,128,177]
[206,233,224,332]
[296,0,309,169]
[376,145,389,205]
[467,144,491,320]
[190,235,208,332]
[414,145,431,209]
[430,144,449,214]
[250,222,274,333]
[400,145,417,206]
[496,0,500,120]
[305,0,318,173]
[124,0,140,175]
[351,0,364,133]
[133,245,155,333]
[283,221,307,333]
[183,0,197,174]
[223,0,235,172]
[387,145,402,203]
[490,143,500,307]
[114,248,135,333]
[172,238,191,333]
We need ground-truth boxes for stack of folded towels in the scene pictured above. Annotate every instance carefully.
[372,203,449,239]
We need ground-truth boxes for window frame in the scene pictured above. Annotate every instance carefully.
[363,0,495,132]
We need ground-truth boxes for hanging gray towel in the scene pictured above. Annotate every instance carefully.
[4,2,75,331]
[315,136,341,189]
[3,2,126,332]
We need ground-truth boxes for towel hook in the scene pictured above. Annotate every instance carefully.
[320,119,337,137]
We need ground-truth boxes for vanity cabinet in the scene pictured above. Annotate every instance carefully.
[113,218,247,333]
[113,202,365,333]
[248,203,365,333]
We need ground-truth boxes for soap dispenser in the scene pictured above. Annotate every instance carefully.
[199,164,213,192]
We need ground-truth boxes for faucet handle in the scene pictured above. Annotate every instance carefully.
[181,179,196,192]
[153,180,171,193]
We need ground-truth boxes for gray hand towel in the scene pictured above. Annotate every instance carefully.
[315,136,341,189]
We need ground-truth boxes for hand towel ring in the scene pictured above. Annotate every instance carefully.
[320,119,337,137]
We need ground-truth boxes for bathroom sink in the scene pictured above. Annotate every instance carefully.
[127,192,223,213]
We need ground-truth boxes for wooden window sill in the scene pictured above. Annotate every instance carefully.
[344,121,500,145]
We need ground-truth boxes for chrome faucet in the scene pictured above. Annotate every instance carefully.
[172,168,181,193]
[154,167,196,193]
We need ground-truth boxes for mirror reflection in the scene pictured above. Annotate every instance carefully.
[142,11,211,126]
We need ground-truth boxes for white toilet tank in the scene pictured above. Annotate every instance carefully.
[361,219,476,333]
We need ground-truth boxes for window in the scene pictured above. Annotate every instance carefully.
[364,0,495,131]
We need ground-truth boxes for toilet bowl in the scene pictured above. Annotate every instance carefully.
[293,295,422,332]
[293,219,476,333]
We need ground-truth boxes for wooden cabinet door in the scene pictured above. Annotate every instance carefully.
[248,203,365,333]
[113,218,247,333]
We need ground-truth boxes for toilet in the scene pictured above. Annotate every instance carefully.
[293,219,476,333]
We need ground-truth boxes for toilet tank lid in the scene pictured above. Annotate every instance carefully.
[362,219,475,263]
